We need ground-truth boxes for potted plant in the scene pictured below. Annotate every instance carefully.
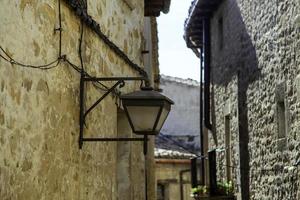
[216,181,234,196]
[190,181,234,199]
[190,185,209,198]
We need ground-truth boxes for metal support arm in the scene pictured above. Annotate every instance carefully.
[79,73,147,149]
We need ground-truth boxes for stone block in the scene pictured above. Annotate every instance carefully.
[295,74,300,101]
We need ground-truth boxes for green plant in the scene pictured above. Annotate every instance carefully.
[191,181,234,197]
[217,181,234,195]
[190,185,208,197]
[190,181,234,198]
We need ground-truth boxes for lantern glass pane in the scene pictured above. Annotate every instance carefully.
[126,106,160,132]
[155,107,170,132]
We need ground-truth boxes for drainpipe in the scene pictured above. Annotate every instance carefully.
[203,17,212,130]
[199,48,205,185]
[191,158,198,188]
[180,169,191,200]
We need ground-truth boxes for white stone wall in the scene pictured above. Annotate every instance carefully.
[209,0,300,199]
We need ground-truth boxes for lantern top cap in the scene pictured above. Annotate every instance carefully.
[120,87,174,105]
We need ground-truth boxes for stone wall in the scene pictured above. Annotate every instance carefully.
[208,0,300,199]
[0,0,151,199]
[160,75,200,151]
[156,160,192,200]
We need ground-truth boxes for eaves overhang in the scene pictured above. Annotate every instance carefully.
[145,0,171,16]
[155,148,196,159]
[184,0,223,50]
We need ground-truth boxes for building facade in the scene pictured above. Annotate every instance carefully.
[154,75,200,200]
[160,75,201,153]
[0,0,170,199]
[185,0,300,200]
[155,148,194,200]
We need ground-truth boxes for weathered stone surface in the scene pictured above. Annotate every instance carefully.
[160,75,201,151]
[156,160,192,200]
[0,0,153,199]
[207,0,300,199]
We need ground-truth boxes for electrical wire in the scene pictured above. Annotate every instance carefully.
[0,46,61,70]
[0,53,10,62]
[218,163,284,174]
[223,163,299,199]
[199,144,300,174]
[201,155,300,174]
[65,57,114,94]
[159,132,199,156]
[0,0,63,71]
[63,0,149,80]
[58,0,62,57]
[64,58,81,73]
[0,0,143,98]
[76,17,112,93]
[79,18,85,71]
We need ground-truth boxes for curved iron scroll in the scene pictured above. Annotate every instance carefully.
[79,73,148,149]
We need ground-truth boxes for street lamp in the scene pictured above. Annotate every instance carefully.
[121,87,174,135]
[121,86,173,200]
[78,75,173,200]
[78,75,174,149]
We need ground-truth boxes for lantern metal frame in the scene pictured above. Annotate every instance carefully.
[78,73,173,200]
[79,73,148,149]
[121,89,173,135]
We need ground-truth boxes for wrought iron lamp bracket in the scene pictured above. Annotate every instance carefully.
[79,73,148,149]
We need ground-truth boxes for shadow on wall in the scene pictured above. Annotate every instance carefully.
[210,0,262,199]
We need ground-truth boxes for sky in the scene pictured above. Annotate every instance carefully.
[157,0,200,81]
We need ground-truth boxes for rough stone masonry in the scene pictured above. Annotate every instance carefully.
[0,0,150,199]
[207,0,300,199]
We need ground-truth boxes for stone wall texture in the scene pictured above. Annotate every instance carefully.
[208,0,300,199]
[156,160,192,200]
[0,0,154,199]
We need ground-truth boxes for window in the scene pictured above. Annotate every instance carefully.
[275,81,287,151]
[225,115,231,181]
[157,183,165,200]
[218,17,224,50]
[277,100,286,139]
